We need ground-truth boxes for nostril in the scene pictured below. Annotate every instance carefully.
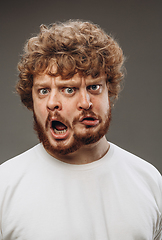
[79,102,92,110]
[47,101,62,111]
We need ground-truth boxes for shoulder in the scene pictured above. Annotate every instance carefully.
[0,144,42,180]
[109,142,162,238]
[110,142,162,210]
[110,142,161,177]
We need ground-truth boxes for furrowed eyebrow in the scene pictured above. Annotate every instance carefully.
[33,82,49,88]
[33,76,106,88]
[58,77,106,85]
[85,78,106,85]
[55,80,80,87]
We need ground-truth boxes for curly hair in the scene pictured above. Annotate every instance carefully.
[16,20,125,110]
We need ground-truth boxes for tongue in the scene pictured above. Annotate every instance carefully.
[54,121,67,131]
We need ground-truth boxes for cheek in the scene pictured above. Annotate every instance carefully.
[33,101,48,123]
[93,96,109,115]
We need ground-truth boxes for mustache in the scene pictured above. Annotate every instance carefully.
[73,109,102,125]
[45,109,102,130]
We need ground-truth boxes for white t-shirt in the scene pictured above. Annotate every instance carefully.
[0,143,161,240]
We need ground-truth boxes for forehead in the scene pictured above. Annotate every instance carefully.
[33,73,107,87]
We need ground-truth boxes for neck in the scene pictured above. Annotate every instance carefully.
[47,136,109,165]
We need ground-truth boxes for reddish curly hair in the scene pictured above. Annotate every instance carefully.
[16,20,125,110]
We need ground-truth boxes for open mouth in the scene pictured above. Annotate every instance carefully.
[51,120,68,134]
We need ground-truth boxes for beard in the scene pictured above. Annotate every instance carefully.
[33,107,111,157]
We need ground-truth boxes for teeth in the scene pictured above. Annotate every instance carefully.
[54,128,67,134]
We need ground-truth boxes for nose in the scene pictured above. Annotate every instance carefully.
[47,90,62,111]
[77,89,92,110]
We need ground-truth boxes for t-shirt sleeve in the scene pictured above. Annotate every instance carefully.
[154,171,162,240]
[154,220,162,240]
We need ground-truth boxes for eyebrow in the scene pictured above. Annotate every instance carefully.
[33,82,49,88]
[85,77,106,85]
[33,76,106,88]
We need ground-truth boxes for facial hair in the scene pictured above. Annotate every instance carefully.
[33,107,111,156]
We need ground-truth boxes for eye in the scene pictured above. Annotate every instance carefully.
[39,88,49,95]
[91,85,100,90]
[88,84,101,93]
[63,87,75,95]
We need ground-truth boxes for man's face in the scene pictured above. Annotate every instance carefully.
[32,73,111,157]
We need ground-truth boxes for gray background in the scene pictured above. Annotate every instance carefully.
[0,0,162,172]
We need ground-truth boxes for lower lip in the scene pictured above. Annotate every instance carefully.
[81,119,99,126]
[50,128,70,140]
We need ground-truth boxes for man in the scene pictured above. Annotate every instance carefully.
[0,20,161,240]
